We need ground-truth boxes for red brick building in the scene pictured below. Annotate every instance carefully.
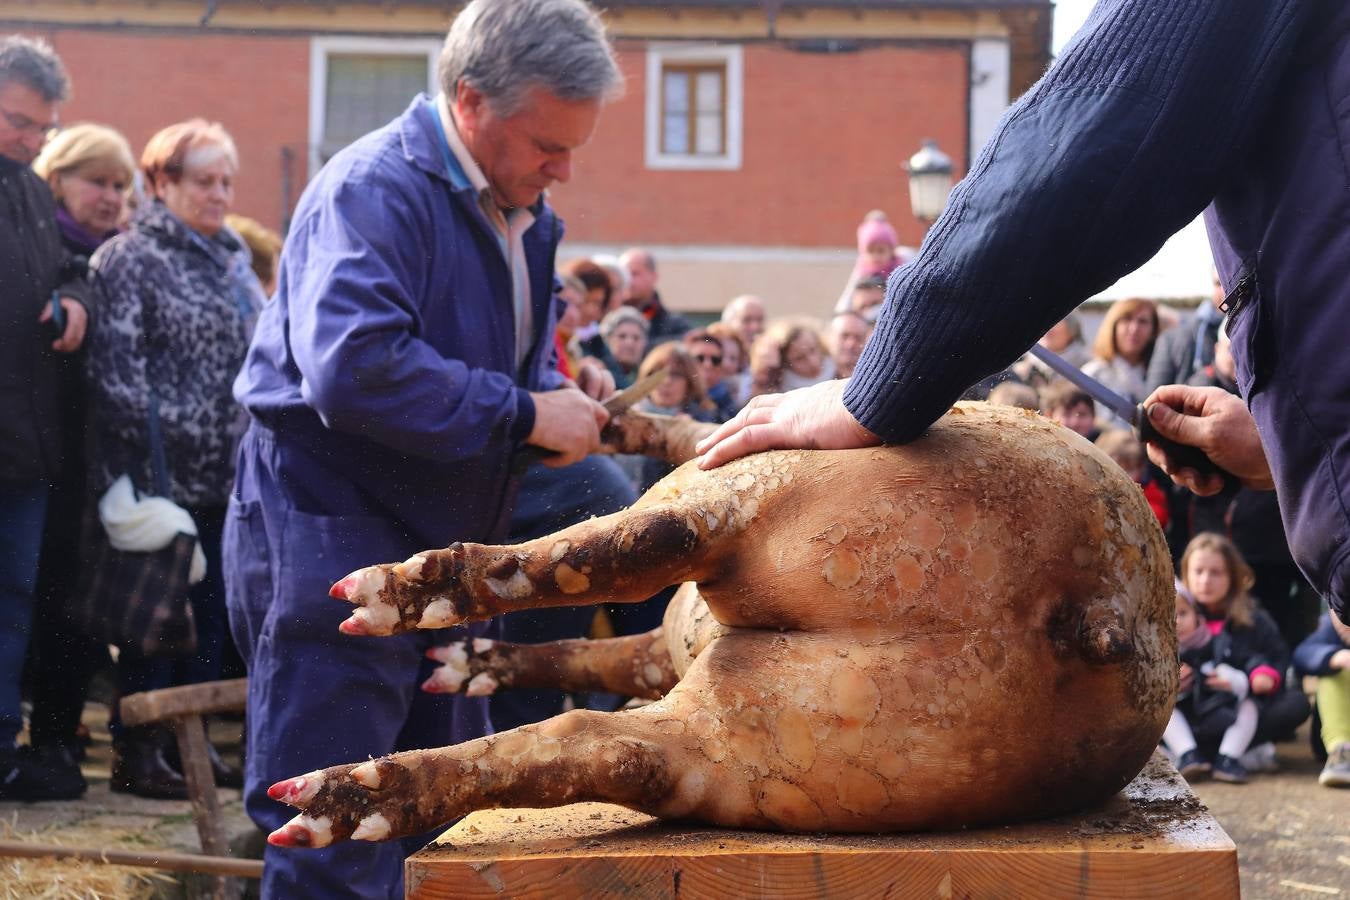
[2,0,1051,317]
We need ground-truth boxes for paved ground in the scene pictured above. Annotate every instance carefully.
[0,704,1345,898]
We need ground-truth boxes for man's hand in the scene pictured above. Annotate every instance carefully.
[571,359,615,401]
[695,379,881,469]
[38,297,87,353]
[527,386,607,467]
[1142,385,1273,495]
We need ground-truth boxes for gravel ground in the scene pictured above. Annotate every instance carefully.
[1188,722,1349,899]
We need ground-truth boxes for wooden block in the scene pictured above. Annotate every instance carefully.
[405,752,1238,900]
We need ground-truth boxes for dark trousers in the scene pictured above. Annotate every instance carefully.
[0,479,47,749]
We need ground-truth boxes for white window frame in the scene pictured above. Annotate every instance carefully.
[645,43,743,171]
[308,36,442,178]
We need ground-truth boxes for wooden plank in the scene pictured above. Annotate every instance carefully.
[120,679,248,727]
[406,753,1239,900]
[0,841,262,879]
[172,717,240,900]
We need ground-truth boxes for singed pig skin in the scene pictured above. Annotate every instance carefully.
[270,403,1176,849]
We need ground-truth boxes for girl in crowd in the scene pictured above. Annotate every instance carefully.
[618,343,713,494]
[1081,298,1159,429]
[748,319,829,399]
[1166,583,1261,783]
[1294,610,1350,788]
[597,306,648,389]
[834,210,910,313]
[25,124,137,793]
[561,258,612,359]
[87,119,266,799]
[1180,533,1312,780]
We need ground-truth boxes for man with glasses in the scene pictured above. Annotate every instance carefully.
[0,35,89,802]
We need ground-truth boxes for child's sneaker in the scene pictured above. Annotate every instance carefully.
[1175,749,1210,780]
[1212,754,1249,784]
[1240,741,1279,774]
[1319,742,1350,788]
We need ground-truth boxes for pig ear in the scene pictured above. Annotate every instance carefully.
[1076,601,1132,666]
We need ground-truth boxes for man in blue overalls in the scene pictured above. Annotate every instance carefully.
[224,1,623,895]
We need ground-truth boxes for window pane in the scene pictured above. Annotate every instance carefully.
[663,113,689,155]
[323,54,428,161]
[663,71,689,114]
[695,71,723,115]
[694,113,722,155]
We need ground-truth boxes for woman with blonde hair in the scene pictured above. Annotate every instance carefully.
[748,318,830,399]
[86,119,265,798]
[25,124,136,793]
[1081,297,1158,428]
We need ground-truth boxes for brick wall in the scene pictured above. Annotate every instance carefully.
[21,28,309,232]
[549,41,969,250]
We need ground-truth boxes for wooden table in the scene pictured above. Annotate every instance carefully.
[405,752,1239,899]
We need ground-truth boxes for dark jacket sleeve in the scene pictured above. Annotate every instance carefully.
[1293,614,1348,676]
[1233,608,1292,678]
[844,0,1319,441]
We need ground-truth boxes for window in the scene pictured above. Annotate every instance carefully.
[309,37,441,175]
[646,45,742,170]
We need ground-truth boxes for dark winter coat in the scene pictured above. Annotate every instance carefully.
[1293,614,1349,677]
[86,201,264,504]
[0,155,89,480]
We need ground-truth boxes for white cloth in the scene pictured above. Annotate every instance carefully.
[98,475,206,584]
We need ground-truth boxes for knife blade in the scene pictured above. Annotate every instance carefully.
[1028,344,1227,480]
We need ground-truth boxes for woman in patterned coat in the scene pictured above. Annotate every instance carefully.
[86,119,265,799]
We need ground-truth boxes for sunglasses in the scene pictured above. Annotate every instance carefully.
[693,353,723,366]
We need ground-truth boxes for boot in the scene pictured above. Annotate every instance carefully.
[111,727,188,800]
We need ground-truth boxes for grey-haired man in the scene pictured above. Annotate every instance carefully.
[226,1,622,895]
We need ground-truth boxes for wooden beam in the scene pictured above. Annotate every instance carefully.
[0,841,263,879]
[119,679,247,727]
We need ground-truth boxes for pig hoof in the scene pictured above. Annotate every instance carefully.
[465,672,499,697]
[267,772,323,806]
[269,815,334,849]
[350,761,381,790]
[422,643,470,693]
[351,813,392,842]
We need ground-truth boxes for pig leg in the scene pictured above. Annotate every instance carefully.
[329,463,766,636]
[421,627,678,701]
[600,409,717,467]
[266,703,697,849]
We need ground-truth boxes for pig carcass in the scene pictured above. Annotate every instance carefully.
[267,402,1176,849]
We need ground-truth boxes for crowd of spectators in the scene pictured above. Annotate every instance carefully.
[1,18,1344,826]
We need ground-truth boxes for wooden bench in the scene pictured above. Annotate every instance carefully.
[119,678,260,898]
[405,751,1239,899]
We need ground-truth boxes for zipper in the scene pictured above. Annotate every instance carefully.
[1220,270,1254,316]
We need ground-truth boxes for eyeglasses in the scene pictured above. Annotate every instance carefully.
[693,353,723,366]
[0,105,58,138]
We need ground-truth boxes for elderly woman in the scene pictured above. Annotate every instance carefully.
[24,124,136,789]
[597,305,649,389]
[1081,297,1159,428]
[86,119,264,799]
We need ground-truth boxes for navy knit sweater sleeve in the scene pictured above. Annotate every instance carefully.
[844,0,1317,442]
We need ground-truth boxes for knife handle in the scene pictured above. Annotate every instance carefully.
[1136,404,1232,485]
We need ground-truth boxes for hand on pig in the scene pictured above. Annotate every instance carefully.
[696,379,880,469]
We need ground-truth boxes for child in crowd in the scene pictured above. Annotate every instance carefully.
[1180,533,1312,778]
[1165,582,1260,783]
[986,381,1039,410]
[617,344,715,494]
[1294,611,1350,788]
[1039,378,1100,442]
[1095,429,1168,527]
[834,211,910,312]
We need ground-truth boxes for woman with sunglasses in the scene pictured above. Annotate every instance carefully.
[683,328,738,422]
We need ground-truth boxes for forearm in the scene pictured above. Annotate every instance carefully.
[845,0,1315,442]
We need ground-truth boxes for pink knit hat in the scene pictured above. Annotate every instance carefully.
[857,217,899,254]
